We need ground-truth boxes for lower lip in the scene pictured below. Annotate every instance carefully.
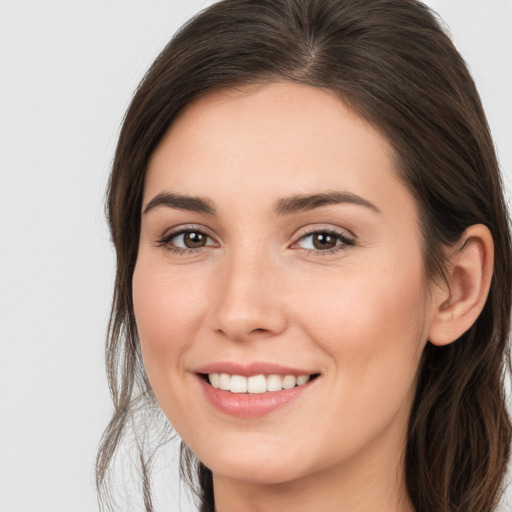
[198,376,316,418]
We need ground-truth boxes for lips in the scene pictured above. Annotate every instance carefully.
[194,361,320,417]
[195,361,317,377]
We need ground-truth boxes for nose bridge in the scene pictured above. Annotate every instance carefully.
[209,241,287,340]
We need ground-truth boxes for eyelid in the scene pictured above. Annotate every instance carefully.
[155,224,219,253]
[291,225,356,253]
[294,224,355,240]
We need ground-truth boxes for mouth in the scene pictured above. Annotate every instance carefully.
[194,362,321,417]
[199,372,320,394]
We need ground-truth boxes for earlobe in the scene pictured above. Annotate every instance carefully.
[428,224,494,347]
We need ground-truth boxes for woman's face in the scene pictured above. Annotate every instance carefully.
[133,82,438,487]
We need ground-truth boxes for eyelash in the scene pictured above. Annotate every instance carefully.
[155,227,355,256]
[294,228,355,255]
[155,227,218,256]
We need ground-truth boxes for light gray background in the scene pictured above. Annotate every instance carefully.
[1,1,511,511]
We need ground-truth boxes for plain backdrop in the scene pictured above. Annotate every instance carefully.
[0,1,511,511]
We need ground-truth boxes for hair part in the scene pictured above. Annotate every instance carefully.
[97,1,512,511]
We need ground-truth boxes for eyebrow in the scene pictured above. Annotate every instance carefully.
[143,192,216,215]
[143,190,380,216]
[273,191,381,215]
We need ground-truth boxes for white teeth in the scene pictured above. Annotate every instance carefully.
[296,375,310,386]
[282,375,297,389]
[248,374,267,394]
[207,373,312,393]
[266,374,283,392]
[230,375,248,393]
[219,373,231,391]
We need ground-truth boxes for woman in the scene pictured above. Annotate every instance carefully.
[96,0,512,510]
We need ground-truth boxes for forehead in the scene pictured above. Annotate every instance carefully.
[145,82,416,223]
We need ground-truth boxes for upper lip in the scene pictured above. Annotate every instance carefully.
[194,361,318,377]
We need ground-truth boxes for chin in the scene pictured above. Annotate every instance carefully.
[190,437,313,485]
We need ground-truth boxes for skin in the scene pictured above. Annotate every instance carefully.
[132,82,488,512]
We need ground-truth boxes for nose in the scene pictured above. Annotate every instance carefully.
[208,248,288,341]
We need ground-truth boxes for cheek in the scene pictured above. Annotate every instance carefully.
[296,258,429,403]
[288,267,429,465]
[132,260,207,375]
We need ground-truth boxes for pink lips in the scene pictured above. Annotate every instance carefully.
[194,361,318,418]
[195,361,315,377]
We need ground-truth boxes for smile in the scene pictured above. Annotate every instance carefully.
[195,364,321,417]
[207,373,313,394]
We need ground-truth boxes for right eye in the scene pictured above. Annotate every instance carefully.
[157,229,218,254]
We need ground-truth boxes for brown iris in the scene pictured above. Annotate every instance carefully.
[312,233,337,250]
[183,231,207,248]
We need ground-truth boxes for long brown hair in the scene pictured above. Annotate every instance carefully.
[96,1,512,510]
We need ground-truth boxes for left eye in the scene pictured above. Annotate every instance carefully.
[296,231,353,251]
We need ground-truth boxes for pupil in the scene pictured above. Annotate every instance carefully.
[313,233,336,250]
[184,232,206,248]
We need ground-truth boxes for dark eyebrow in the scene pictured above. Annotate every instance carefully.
[143,192,216,215]
[143,190,380,216]
[274,191,381,215]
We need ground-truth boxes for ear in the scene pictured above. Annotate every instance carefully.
[428,224,494,347]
